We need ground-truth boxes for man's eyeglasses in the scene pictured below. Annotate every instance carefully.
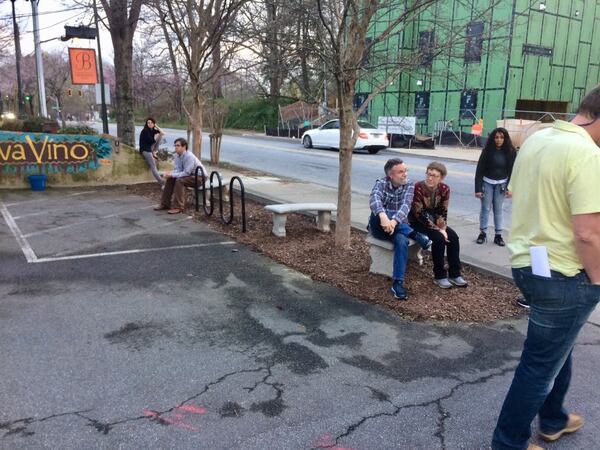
[175,144,182,147]
[425,172,441,179]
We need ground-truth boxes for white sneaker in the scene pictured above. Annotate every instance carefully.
[433,278,452,289]
[449,276,468,287]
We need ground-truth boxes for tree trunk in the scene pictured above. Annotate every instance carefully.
[112,38,136,146]
[335,79,358,248]
[158,13,184,122]
[191,85,203,159]
[266,2,281,104]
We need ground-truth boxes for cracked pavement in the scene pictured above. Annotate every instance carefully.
[1,188,600,449]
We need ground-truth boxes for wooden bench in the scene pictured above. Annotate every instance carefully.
[366,234,424,277]
[264,203,337,237]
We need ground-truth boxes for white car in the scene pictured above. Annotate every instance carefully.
[301,119,389,154]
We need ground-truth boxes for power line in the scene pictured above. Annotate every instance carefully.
[0,5,87,22]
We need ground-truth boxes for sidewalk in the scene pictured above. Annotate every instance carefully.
[206,164,512,280]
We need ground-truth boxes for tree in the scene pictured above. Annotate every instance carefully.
[99,0,144,146]
[160,0,248,158]
[43,51,70,127]
[314,0,499,247]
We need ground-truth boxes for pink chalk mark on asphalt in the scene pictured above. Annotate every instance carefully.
[177,404,207,415]
[142,408,201,432]
[314,434,355,450]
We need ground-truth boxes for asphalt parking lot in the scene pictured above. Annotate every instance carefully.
[1,187,599,450]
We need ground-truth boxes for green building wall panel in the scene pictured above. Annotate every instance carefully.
[363,0,600,136]
[576,44,591,87]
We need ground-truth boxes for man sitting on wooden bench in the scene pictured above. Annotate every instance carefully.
[368,158,432,300]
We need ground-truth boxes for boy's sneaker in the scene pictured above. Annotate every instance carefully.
[390,281,407,300]
[414,232,432,250]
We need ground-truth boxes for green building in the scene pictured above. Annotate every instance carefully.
[361,0,600,138]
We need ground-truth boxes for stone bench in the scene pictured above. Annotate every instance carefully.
[366,234,424,277]
[264,203,337,237]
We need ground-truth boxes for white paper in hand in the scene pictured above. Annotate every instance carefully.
[530,246,551,278]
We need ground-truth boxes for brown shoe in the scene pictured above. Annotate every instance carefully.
[153,205,169,211]
[167,208,183,214]
[539,413,584,442]
[527,444,545,450]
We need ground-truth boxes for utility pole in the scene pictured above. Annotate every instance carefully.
[10,0,26,118]
[29,0,48,117]
[93,0,109,134]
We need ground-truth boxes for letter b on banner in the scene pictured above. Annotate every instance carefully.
[69,48,98,85]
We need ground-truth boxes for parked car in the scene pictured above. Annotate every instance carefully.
[301,120,389,154]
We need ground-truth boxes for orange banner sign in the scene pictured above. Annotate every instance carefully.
[69,48,98,85]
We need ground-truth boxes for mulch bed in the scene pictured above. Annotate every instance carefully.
[127,182,522,323]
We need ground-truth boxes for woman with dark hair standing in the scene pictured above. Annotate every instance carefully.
[139,117,165,185]
[475,127,517,246]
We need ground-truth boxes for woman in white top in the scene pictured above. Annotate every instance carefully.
[474,127,517,246]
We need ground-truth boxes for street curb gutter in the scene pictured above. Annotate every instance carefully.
[232,186,514,283]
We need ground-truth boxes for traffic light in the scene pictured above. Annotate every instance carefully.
[67,89,72,96]
[24,94,31,102]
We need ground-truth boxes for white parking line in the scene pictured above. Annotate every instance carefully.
[0,201,38,263]
[22,205,155,238]
[11,211,48,220]
[49,215,194,257]
[3,190,98,207]
[33,241,237,263]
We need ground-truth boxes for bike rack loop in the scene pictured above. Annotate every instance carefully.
[194,167,247,233]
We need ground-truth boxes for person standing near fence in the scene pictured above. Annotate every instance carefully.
[139,117,165,185]
[475,127,517,246]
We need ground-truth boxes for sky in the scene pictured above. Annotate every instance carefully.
[1,0,114,60]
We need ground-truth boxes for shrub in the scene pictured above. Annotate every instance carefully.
[0,119,24,132]
[22,117,50,132]
[224,98,286,130]
[59,124,99,135]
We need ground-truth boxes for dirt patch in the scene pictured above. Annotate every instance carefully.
[127,183,522,323]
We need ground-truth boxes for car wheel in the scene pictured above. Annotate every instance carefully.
[303,135,313,148]
[368,148,380,154]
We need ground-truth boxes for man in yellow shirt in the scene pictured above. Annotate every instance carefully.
[492,87,600,450]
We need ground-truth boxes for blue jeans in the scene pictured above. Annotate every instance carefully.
[368,214,409,282]
[480,181,506,233]
[492,267,600,450]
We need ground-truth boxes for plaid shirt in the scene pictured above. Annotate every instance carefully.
[369,177,415,223]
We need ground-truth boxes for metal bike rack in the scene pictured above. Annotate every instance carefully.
[194,168,247,233]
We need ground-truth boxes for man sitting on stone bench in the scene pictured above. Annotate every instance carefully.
[368,158,432,300]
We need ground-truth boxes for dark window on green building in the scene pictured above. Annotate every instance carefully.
[353,92,369,116]
[460,90,478,119]
[415,92,430,118]
[362,37,373,68]
[419,31,434,67]
[465,21,484,63]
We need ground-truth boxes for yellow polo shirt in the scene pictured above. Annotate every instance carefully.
[508,120,600,276]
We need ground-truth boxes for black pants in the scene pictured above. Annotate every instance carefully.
[411,222,462,279]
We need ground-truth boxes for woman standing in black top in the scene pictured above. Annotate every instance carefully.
[139,117,165,185]
[474,127,517,246]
